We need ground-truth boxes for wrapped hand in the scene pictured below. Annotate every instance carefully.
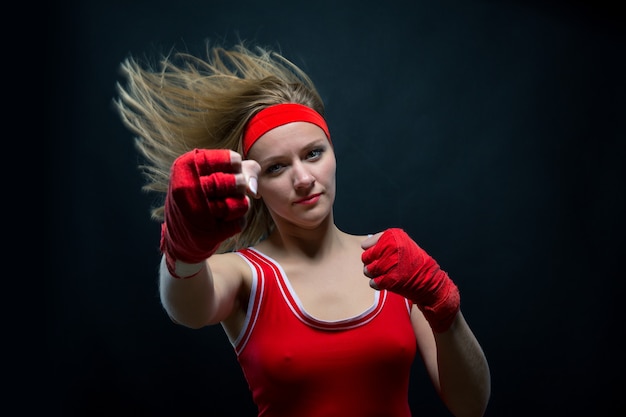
[362,228,460,332]
[161,148,254,277]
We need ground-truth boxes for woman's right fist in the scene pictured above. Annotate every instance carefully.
[161,148,259,277]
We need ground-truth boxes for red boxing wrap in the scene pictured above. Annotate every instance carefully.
[361,228,460,333]
[161,149,249,278]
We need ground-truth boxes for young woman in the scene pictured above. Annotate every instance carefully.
[115,41,491,417]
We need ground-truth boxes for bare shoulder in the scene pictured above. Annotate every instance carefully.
[207,251,254,338]
[208,250,254,289]
[340,230,370,249]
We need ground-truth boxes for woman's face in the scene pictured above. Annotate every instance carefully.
[247,121,336,230]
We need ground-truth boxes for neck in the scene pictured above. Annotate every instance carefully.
[266,217,344,260]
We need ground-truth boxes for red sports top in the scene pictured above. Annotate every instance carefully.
[234,248,417,417]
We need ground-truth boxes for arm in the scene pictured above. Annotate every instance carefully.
[157,148,259,328]
[158,254,245,329]
[362,228,491,416]
[413,308,491,417]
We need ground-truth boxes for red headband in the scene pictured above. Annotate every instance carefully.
[242,103,331,157]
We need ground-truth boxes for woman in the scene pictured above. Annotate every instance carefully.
[115,41,491,417]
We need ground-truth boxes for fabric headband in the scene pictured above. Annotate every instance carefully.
[242,103,331,157]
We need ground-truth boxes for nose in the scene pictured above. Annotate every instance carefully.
[292,161,315,189]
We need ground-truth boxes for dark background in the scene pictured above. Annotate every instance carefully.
[46,1,625,416]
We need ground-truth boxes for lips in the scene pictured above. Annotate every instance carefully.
[294,193,322,205]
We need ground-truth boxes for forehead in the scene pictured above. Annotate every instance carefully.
[247,121,330,159]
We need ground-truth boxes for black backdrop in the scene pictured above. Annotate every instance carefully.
[46,1,625,416]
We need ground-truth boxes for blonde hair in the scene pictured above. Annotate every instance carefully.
[114,41,326,251]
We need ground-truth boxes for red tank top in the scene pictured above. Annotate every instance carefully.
[234,248,417,417]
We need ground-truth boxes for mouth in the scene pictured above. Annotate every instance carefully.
[293,193,322,205]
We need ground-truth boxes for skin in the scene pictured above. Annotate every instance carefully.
[159,122,491,417]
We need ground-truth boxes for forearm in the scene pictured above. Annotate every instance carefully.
[158,255,216,329]
[362,229,490,415]
[434,311,491,417]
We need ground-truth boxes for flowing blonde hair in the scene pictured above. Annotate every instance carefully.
[114,41,326,251]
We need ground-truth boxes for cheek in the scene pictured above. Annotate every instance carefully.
[326,176,337,201]
[258,179,286,204]
[319,160,337,187]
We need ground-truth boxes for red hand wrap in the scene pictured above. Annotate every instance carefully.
[161,149,249,278]
[361,228,460,333]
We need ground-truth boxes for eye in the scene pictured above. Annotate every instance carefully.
[306,148,324,160]
[265,163,284,175]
